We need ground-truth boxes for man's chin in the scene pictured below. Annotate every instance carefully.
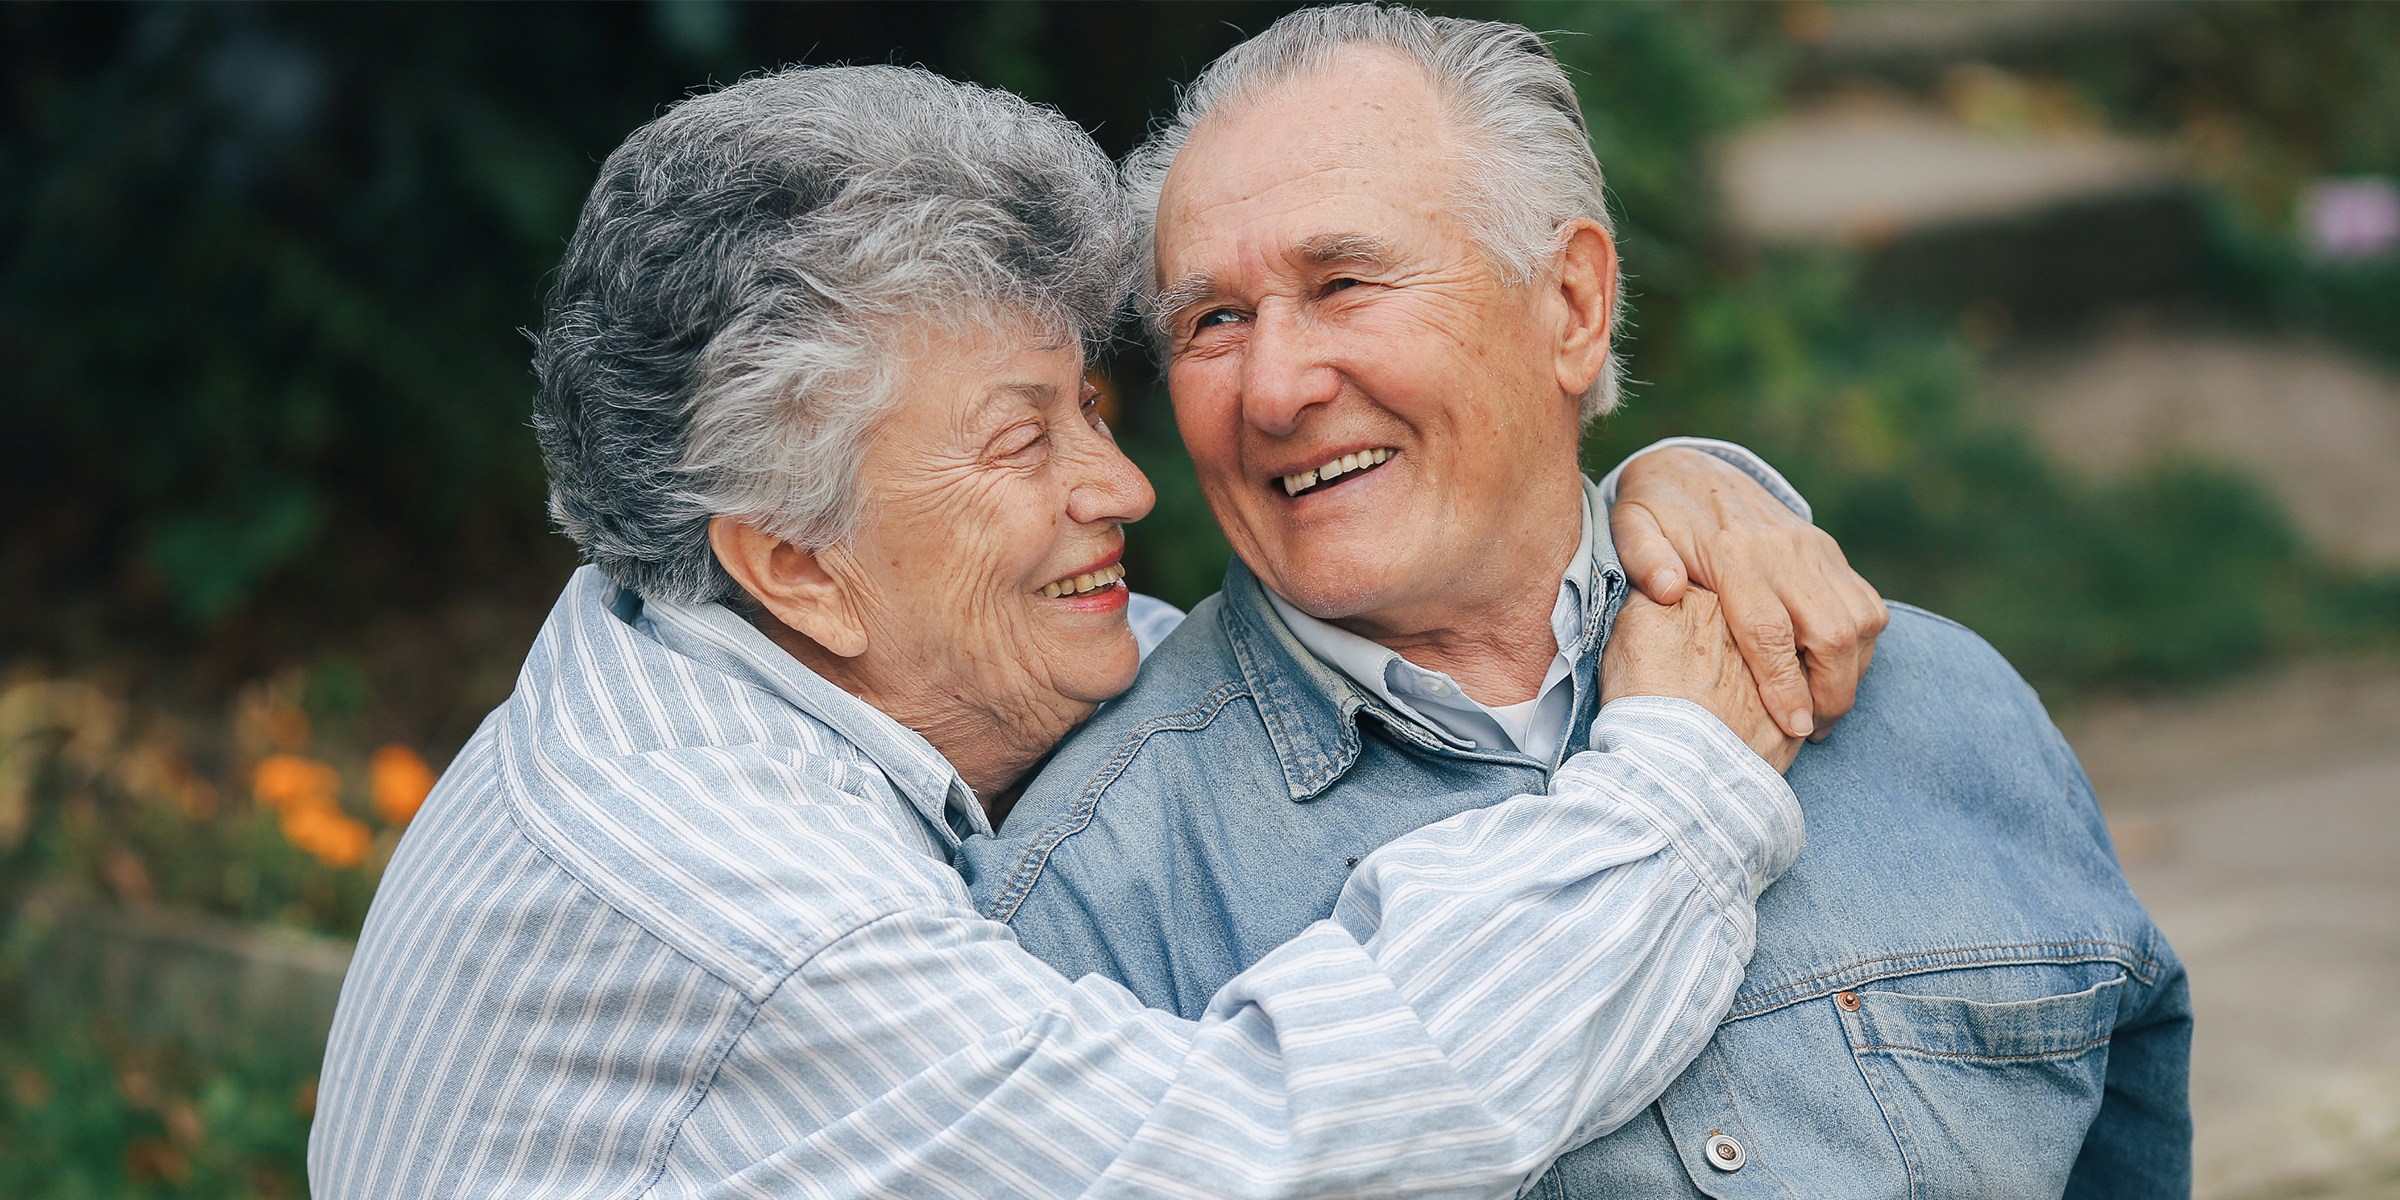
[1248,553,1406,623]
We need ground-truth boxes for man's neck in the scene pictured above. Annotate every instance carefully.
[1328,486,1586,707]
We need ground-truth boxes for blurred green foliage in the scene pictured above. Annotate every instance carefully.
[1526,0,2400,699]
[0,1011,316,1200]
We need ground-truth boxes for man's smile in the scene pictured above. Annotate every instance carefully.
[1278,446,1397,497]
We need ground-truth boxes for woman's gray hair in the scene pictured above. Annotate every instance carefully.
[534,65,1136,604]
[1123,3,1625,420]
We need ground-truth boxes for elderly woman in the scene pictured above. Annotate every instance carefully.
[310,65,1852,1198]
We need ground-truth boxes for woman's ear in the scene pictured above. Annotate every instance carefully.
[1549,218,1617,401]
[708,516,870,658]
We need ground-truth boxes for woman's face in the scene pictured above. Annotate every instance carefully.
[818,326,1155,772]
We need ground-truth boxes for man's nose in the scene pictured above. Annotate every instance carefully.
[1238,302,1339,437]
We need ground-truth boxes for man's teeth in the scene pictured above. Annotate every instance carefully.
[1040,563,1126,599]
[1281,447,1395,496]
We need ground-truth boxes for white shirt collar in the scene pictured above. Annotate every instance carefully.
[1263,489,1595,763]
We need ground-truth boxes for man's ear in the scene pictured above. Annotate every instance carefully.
[1548,218,1617,401]
[708,516,870,658]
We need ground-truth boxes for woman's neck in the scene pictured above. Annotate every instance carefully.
[744,609,1087,817]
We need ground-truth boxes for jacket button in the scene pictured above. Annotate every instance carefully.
[1704,1132,1747,1172]
[1837,990,1862,1012]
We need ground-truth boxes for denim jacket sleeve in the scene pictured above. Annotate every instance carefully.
[2067,964,2195,1198]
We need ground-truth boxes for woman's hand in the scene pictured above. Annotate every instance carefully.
[1604,588,1801,772]
[1610,447,1888,743]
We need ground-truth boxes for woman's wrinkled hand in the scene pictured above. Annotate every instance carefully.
[1610,447,1889,743]
[1603,588,1801,772]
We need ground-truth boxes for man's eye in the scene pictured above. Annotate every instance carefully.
[1192,308,1243,331]
[1324,277,1359,294]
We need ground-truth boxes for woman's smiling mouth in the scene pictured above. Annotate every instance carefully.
[1280,447,1396,497]
[1040,561,1126,599]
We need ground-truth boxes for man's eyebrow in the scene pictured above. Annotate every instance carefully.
[1152,271,1218,327]
[1295,233,1393,268]
[1151,234,1395,329]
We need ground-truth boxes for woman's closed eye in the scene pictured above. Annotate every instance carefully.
[992,422,1048,462]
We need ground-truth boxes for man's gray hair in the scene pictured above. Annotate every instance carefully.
[1123,3,1625,419]
[534,65,1136,604]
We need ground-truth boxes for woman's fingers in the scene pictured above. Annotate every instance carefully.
[1707,544,1817,741]
[1603,589,1800,771]
[1607,444,1889,742]
[1608,501,1688,605]
[1792,559,1889,741]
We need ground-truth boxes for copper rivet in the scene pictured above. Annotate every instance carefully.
[1837,991,1861,1011]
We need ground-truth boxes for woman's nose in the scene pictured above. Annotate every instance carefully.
[1066,428,1156,527]
[1238,303,1339,437]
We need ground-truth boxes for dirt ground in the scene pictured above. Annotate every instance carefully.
[2066,658,2400,1199]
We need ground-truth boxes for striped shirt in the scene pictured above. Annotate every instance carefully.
[310,565,1803,1199]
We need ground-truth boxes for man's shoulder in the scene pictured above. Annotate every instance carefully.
[1860,600,2056,731]
[963,592,1293,936]
[1028,592,1267,799]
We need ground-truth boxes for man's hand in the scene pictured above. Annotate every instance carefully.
[1611,447,1888,743]
[1603,588,1801,772]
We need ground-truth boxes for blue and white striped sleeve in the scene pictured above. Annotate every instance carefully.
[691,695,1799,1199]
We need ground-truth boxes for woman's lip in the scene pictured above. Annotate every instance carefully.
[1052,582,1130,614]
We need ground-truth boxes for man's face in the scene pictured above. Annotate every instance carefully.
[1155,50,1593,630]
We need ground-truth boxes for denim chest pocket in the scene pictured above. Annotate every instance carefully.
[1603,960,2135,1200]
[1841,968,2126,1199]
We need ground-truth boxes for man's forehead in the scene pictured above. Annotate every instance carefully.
[1159,56,1451,223]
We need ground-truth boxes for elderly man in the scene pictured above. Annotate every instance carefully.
[964,7,2191,1197]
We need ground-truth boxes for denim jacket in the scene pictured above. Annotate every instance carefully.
[961,493,2191,1198]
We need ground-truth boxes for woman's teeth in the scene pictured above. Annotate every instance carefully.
[1040,562,1125,599]
[1281,447,1395,496]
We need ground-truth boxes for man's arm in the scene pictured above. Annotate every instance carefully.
[2064,946,2195,1196]
[746,695,1800,1200]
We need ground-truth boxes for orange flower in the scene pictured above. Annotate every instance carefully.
[252,754,339,814]
[280,804,373,869]
[369,744,436,826]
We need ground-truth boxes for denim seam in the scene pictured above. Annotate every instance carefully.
[981,681,1255,924]
[1727,941,2162,1019]
[1851,1032,2116,1064]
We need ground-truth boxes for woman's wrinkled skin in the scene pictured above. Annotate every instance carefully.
[712,323,1153,813]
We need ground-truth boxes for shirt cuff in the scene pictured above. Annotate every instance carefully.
[1583,694,1807,905]
[1594,437,1813,525]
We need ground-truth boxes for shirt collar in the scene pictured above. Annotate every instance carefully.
[1263,491,1598,753]
[1221,477,1626,799]
[617,572,989,840]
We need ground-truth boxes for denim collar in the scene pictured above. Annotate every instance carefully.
[1218,476,1627,801]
